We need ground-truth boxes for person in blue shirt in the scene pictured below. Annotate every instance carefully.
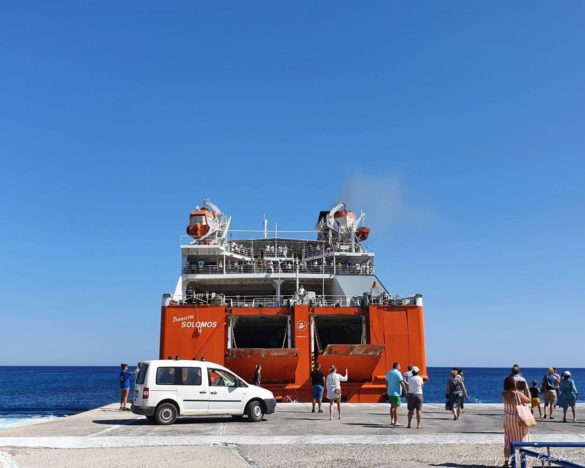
[119,363,132,411]
[386,362,407,426]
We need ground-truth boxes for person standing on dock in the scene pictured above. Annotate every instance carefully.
[529,380,543,419]
[541,367,559,419]
[446,369,468,420]
[326,365,348,420]
[510,365,530,398]
[310,362,326,413]
[252,364,262,386]
[119,364,132,411]
[386,362,407,426]
[406,366,424,429]
[558,371,578,423]
[502,376,531,468]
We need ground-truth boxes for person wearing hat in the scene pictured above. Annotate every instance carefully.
[406,366,425,429]
[119,363,132,411]
[558,371,579,423]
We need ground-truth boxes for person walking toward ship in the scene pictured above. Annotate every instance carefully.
[510,365,530,398]
[529,380,543,419]
[326,365,348,420]
[558,371,578,423]
[446,369,468,420]
[251,364,262,386]
[458,369,466,411]
[310,362,326,413]
[119,364,132,411]
[502,376,531,468]
[541,367,558,419]
[386,362,407,426]
[406,366,424,429]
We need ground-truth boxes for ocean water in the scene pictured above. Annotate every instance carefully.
[0,366,582,429]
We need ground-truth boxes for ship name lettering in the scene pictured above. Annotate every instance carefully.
[173,315,195,323]
[181,321,218,329]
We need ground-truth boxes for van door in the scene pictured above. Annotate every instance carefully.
[207,368,244,414]
[176,366,208,414]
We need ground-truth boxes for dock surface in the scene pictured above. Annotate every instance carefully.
[1,403,584,467]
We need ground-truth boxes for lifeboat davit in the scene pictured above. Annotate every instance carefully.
[186,208,216,238]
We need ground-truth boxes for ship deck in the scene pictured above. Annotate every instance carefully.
[2,403,584,467]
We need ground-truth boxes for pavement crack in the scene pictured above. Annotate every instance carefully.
[226,444,258,467]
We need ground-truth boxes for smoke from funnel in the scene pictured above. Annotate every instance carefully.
[339,174,423,236]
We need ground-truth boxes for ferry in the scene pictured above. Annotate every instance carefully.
[159,199,427,402]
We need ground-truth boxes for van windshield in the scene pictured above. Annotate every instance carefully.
[136,364,148,385]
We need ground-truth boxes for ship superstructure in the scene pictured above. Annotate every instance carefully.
[160,199,427,402]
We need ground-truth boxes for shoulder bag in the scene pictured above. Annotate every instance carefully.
[515,392,536,427]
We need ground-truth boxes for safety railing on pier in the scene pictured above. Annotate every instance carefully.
[510,442,585,468]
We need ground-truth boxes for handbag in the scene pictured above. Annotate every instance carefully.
[515,392,536,427]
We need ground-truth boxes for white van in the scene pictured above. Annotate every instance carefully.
[131,360,277,425]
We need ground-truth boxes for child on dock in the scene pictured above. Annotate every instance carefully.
[529,380,543,418]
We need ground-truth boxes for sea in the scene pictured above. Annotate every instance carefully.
[1,366,583,430]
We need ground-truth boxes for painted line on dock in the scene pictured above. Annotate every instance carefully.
[1,433,585,448]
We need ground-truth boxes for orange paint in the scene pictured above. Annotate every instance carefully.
[160,302,427,401]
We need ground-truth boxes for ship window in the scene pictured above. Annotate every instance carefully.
[313,315,364,349]
[230,315,289,349]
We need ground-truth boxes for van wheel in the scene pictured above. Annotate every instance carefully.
[246,401,264,422]
[155,403,178,425]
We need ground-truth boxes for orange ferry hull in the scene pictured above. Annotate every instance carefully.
[159,303,426,403]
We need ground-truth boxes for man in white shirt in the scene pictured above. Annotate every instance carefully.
[406,366,425,429]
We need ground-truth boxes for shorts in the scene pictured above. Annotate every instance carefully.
[531,397,541,408]
[407,393,423,411]
[312,385,324,400]
[388,395,401,407]
[544,390,557,404]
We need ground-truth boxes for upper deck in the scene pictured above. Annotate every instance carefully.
[170,200,415,307]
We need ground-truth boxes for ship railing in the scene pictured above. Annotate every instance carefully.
[180,293,421,307]
[183,263,337,275]
[180,236,368,256]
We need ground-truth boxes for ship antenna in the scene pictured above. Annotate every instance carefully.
[263,215,268,239]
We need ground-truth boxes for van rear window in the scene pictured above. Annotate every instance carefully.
[136,364,148,385]
[180,367,202,386]
[156,367,177,385]
[155,367,203,385]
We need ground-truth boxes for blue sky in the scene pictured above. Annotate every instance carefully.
[1,2,584,366]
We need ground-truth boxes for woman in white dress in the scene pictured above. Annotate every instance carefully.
[326,365,348,420]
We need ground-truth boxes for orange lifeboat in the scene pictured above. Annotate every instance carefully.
[186,208,216,238]
[356,226,370,242]
[333,209,356,220]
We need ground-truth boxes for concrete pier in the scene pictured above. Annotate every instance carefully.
[1,403,584,467]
